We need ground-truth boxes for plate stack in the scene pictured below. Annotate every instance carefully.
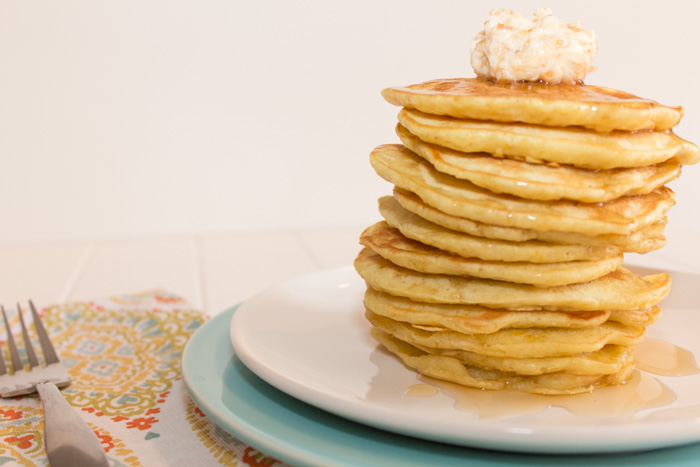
[354,78,699,395]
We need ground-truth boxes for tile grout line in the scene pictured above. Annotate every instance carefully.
[57,241,97,304]
[293,230,324,270]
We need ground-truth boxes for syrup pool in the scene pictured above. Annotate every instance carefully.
[634,337,700,377]
[404,337,697,420]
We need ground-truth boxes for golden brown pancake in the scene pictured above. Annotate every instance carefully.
[363,287,661,333]
[354,247,671,311]
[397,124,683,202]
[363,72,693,396]
[378,196,621,263]
[371,327,634,395]
[371,145,676,235]
[410,343,632,376]
[397,109,700,169]
[382,78,683,132]
[366,310,645,358]
[360,221,623,286]
[392,189,667,253]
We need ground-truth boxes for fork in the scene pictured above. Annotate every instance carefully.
[0,301,109,467]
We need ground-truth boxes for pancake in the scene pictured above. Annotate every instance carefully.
[366,310,645,358]
[363,287,662,333]
[378,196,621,264]
[397,108,700,170]
[397,124,683,202]
[371,145,676,235]
[360,221,623,286]
[354,247,671,311]
[371,327,634,395]
[363,15,696,396]
[411,343,631,376]
[392,189,667,253]
[382,78,683,132]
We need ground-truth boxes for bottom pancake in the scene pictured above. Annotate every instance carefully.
[410,342,632,376]
[371,327,634,395]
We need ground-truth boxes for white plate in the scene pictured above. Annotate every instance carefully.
[230,266,700,454]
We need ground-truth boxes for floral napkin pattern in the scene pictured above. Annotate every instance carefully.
[0,291,285,467]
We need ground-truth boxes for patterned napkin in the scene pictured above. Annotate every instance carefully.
[0,290,286,467]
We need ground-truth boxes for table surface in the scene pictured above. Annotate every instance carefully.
[0,227,366,316]
[1,223,699,316]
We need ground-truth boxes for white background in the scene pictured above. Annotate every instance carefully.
[1,0,699,244]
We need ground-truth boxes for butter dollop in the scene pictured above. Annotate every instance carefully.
[470,8,597,84]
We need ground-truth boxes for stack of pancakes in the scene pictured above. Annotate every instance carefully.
[354,78,699,395]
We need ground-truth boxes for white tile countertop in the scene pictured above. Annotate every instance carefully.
[2,222,699,318]
[0,227,365,317]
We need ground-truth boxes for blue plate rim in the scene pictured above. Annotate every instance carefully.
[181,303,700,467]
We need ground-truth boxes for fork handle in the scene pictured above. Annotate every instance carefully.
[35,382,110,467]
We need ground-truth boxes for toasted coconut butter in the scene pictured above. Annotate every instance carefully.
[470,8,597,84]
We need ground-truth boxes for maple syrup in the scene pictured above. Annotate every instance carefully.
[634,337,700,377]
[404,384,439,398]
[403,337,695,420]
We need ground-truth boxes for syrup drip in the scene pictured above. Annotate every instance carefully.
[634,337,700,376]
[403,337,695,420]
[415,370,676,420]
[404,384,439,397]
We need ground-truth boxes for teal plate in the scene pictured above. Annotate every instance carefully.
[182,306,700,467]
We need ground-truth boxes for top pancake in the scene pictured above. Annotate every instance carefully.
[382,78,684,132]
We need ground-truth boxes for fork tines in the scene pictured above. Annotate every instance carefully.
[0,302,106,465]
[0,301,63,383]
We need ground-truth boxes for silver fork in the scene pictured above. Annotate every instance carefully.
[0,301,109,467]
